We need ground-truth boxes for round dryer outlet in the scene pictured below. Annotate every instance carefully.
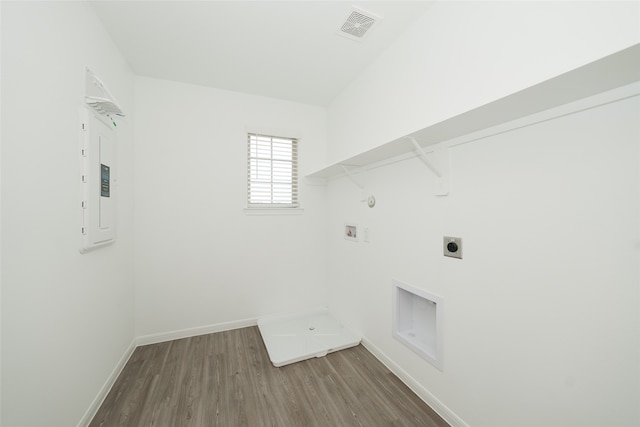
[444,236,462,259]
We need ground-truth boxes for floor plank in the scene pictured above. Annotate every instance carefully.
[90,326,449,427]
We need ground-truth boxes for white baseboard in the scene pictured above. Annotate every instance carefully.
[76,338,137,427]
[135,317,258,346]
[360,337,469,427]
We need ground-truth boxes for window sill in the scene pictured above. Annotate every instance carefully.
[244,208,304,216]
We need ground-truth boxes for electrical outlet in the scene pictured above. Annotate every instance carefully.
[444,236,462,259]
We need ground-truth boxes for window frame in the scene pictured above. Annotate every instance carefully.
[246,132,299,210]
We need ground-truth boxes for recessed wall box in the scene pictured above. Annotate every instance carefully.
[392,279,444,371]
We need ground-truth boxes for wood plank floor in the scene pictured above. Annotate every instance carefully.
[90,326,449,427]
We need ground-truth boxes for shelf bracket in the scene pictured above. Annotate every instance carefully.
[339,164,364,190]
[406,137,450,196]
[407,137,441,177]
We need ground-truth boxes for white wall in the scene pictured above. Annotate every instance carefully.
[133,77,328,338]
[327,96,640,426]
[327,1,640,164]
[0,2,4,422]
[325,1,640,426]
[1,2,135,426]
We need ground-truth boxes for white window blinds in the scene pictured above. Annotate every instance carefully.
[247,133,298,207]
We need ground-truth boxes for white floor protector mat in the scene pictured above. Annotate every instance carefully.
[257,308,361,367]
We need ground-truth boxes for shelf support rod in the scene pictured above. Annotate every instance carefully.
[339,164,364,190]
[407,137,442,178]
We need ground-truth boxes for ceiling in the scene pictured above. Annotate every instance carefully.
[90,1,432,106]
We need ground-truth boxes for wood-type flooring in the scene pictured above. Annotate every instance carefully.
[90,326,449,427]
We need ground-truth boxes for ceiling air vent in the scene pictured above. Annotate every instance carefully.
[337,7,381,41]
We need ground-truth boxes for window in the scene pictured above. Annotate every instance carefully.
[247,133,298,208]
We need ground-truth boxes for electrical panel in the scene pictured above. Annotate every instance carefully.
[79,109,117,253]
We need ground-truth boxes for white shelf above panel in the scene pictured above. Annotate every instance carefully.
[85,67,125,120]
[306,44,640,181]
[85,96,123,116]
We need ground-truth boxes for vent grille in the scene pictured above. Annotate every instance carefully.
[337,7,380,41]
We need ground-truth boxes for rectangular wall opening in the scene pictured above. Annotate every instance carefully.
[392,279,443,371]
